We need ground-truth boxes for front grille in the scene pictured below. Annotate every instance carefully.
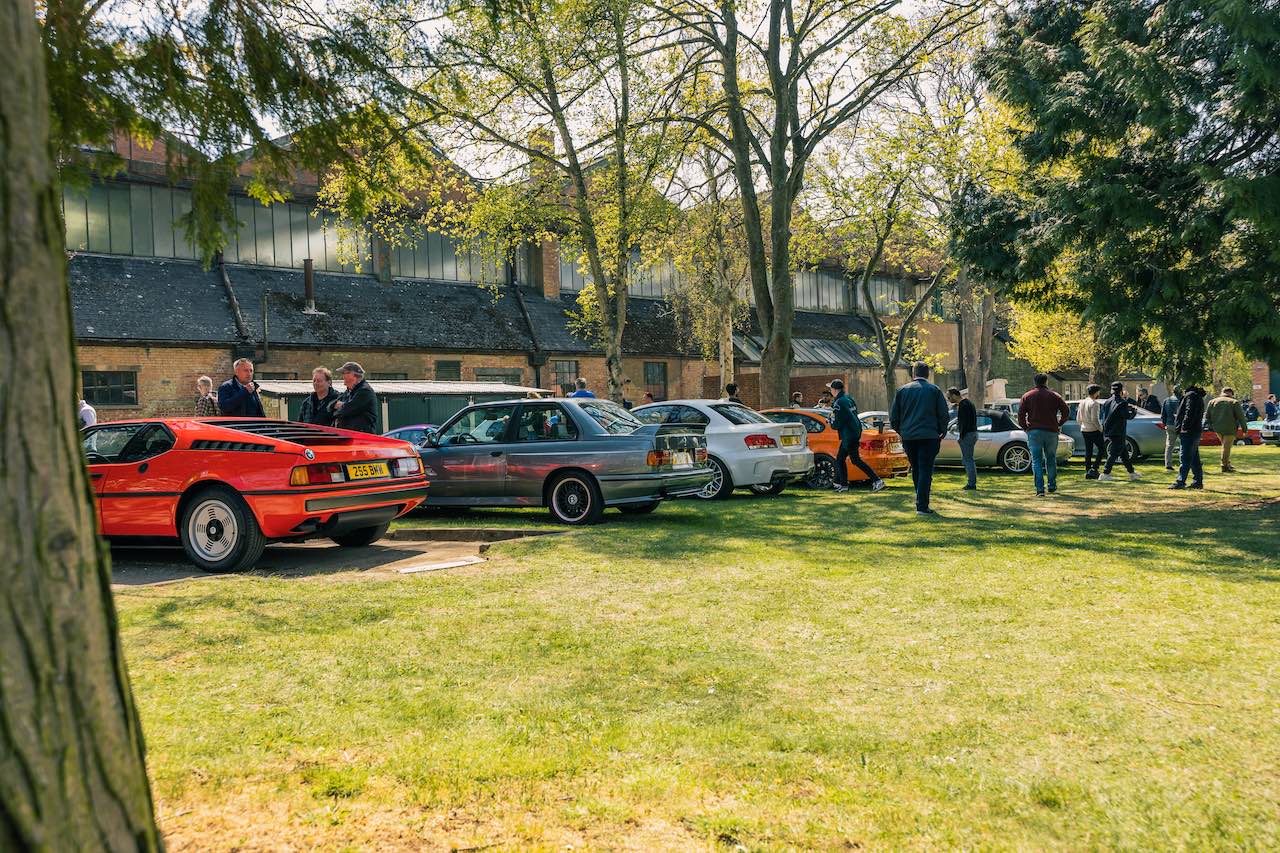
[191,439,274,453]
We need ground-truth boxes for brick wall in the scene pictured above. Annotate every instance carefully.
[1252,361,1270,401]
[256,349,534,386]
[544,353,708,400]
[917,320,962,371]
[79,343,233,420]
[541,238,560,299]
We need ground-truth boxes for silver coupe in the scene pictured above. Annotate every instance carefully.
[860,409,1073,474]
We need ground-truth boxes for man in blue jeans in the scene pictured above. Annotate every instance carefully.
[947,387,979,489]
[890,362,950,516]
[1017,373,1070,496]
[1170,385,1206,489]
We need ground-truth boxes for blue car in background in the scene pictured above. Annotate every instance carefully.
[383,423,437,446]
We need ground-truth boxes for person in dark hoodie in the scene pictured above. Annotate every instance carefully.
[1170,385,1206,489]
[332,361,379,433]
[1098,381,1140,482]
[298,366,340,426]
[828,379,885,494]
[890,362,950,516]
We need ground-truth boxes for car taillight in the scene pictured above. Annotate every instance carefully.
[696,447,708,462]
[647,450,669,466]
[744,433,777,449]
[289,462,346,486]
[392,455,423,477]
[1156,423,1166,430]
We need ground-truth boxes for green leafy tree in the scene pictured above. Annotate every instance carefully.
[4,1,383,845]
[957,0,1280,373]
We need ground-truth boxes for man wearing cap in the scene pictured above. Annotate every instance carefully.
[1098,381,1140,482]
[829,379,886,494]
[332,362,379,433]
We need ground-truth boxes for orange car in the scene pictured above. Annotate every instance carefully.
[762,408,909,488]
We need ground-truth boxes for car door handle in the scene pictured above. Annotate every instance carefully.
[490,450,504,457]
[137,462,149,473]
[90,472,103,480]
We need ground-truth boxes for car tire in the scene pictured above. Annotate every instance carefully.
[619,501,660,515]
[1126,437,1141,460]
[331,522,390,548]
[696,456,734,500]
[547,471,605,525]
[749,481,787,496]
[806,454,837,489]
[998,441,1032,474]
[179,486,267,573]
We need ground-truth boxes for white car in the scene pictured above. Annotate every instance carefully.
[1262,418,1280,446]
[633,400,814,498]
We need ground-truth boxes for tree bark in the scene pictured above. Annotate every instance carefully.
[1091,349,1121,386]
[719,310,734,389]
[0,0,161,848]
[957,269,995,408]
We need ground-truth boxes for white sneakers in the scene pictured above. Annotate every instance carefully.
[1129,472,1142,481]
[1098,473,1114,481]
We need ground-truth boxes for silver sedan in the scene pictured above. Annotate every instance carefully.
[1060,401,1167,460]
[860,410,1073,474]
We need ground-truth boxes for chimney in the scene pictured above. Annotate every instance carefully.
[302,258,324,315]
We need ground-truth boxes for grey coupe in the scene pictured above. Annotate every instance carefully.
[418,398,712,524]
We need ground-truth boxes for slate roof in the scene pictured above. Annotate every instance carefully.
[223,266,535,352]
[69,254,240,343]
[520,292,699,356]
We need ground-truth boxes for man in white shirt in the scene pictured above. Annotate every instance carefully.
[77,399,96,428]
[1076,384,1104,479]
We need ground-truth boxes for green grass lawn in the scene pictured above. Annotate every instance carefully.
[116,448,1280,850]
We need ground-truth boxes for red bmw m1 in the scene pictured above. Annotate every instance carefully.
[82,418,428,572]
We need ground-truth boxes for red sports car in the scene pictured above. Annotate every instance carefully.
[82,418,428,572]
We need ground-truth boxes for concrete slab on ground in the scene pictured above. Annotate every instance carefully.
[110,539,485,588]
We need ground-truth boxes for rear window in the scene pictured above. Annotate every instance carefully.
[711,404,770,425]
[579,400,642,434]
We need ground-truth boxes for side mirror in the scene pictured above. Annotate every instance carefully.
[423,431,440,448]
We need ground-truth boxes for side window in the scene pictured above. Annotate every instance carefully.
[669,406,710,425]
[976,415,994,432]
[515,404,579,442]
[83,425,145,464]
[439,406,516,445]
[799,415,827,434]
[633,406,670,425]
[117,424,175,463]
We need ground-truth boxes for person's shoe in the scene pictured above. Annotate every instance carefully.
[1168,481,1186,490]
[1189,481,1204,490]
[1085,468,1099,480]
[962,484,976,491]
[916,508,937,516]
[831,484,848,493]
[1222,466,1235,473]
[1048,486,1057,494]
[1128,472,1142,481]
[1165,466,1174,472]
[1098,473,1114,482]
[1035,491,1046,497]
[871,479,886,493]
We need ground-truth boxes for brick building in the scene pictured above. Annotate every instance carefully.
[68,134,962,424]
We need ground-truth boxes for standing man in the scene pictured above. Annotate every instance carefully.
[1138,387,1162,415]
[1266,394,1278,421]
[829,379,886,494]
[1017,373,1070,497]
[890,362,950,516]
[218,358,265,418]
[194,376,219,417]
[1170,385,1207,489]
[791,391,805,408]
[332,362,378,433]
[1206,387,1248,473]
[947,388,979,490]
[817,390,833,407]
[77,397,97,428]
[1160,386,1182,471]
[724,383,743,404]
[1077,384,1106,479]
[299,366,340,426]
[568,378,596,399]
[1098,382,1140,482]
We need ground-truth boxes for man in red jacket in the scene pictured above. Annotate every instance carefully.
[1017,373,1071,496]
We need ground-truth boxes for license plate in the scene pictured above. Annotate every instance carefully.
[781,434,801,447]
[671,451,693,469]
[346,462,390,480]
[890,443,903,454]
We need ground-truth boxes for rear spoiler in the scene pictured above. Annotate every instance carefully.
[631,423,707,437]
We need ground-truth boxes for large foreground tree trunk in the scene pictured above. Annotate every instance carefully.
[0,1,161,848]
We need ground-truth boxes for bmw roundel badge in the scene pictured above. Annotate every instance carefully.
[304,449,316,460]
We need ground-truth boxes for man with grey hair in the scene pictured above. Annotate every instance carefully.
[217,358,264,417]
[194,375,219,417]
[333,361,378,433]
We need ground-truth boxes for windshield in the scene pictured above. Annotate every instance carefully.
[579,400,642,434]
[711,403,770,425]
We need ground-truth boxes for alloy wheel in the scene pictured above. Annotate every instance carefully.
[553,477,591,521]
[186,498,239,562]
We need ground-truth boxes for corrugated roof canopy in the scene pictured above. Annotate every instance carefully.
[256,379,551,398]
[733,333,886,368]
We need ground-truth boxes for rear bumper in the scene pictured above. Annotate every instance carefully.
[247,478,429,538]
[726,450,814,486]
[597,468,715,504]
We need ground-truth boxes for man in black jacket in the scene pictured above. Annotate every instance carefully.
[332,362,379,433]
[947,387,979,490]
[1098,382,1140,482]
[217,358,265,418]
[299,366,339,426]
[1170,385,1207,490]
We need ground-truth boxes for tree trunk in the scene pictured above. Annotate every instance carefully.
[883,366,898,414]
[0,1,161,848]
[957,269,995,409]
[719,310,734,389]
[1091,348,1120,386]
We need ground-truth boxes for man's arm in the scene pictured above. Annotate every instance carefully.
[1016,393,1029,430]
[889,388,902,432]
[341,385,376,421]
[934,389,950,435]
[1056,396,1070,428]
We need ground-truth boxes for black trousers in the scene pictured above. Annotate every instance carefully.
[1082,430,1106,470]
[835,437,878,486]
[901,437,941,511]
[1103,436,1134,474]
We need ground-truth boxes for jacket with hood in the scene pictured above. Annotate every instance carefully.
[1099,393,1136,438]
[1175,388,1206,435]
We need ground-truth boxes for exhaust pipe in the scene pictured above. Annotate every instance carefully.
[302,258,322,315]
